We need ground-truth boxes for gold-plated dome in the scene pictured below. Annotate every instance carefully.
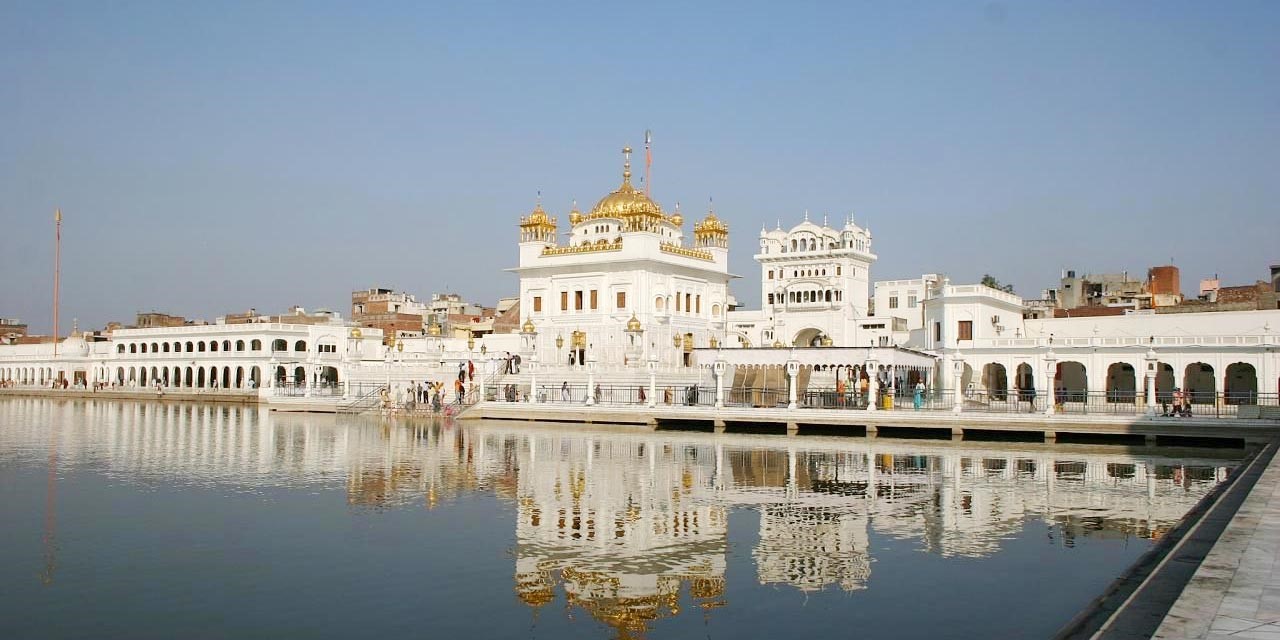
[626,314,642,332]
[521,318,536,334]
[427,322,441,336]
[694,211,728,234]
[526,203,548,224]
[670,202,683,226]
[584,146,670,229]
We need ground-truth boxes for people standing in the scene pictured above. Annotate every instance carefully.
[913,381,924,410]
[561,381,570,402]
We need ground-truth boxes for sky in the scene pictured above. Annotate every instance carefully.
[2,1,1278,334]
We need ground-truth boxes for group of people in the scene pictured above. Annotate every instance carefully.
[1164,387,1194,417]
[380,379,467,415]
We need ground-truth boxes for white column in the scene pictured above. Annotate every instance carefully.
[952,358,964,414]
[865,360,878,412]
[713,358,726,409]
[1044,352,1057,417]
[786,358,799,410]
[585,350,596,406]
[529,354,538,403]
[647,353,657,408]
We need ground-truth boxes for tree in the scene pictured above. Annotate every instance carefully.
[981,274,1015,294]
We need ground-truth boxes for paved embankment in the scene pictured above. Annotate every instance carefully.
[466,401,1280,444]
[0,388,259,404]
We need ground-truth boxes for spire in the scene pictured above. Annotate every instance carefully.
[823,213,828,227]
[622,146,632,184]
[803,209,809,222]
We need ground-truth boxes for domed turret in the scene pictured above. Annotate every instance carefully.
[519,197,558,244]
[694,206,729,249]
[568,200,583,226]
[626,314,642,332]
[670,202,683,227]
[521,318,536,334]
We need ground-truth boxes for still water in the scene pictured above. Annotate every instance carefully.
[0,398,1243,639]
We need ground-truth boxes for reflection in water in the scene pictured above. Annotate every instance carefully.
[0,398,1240,638]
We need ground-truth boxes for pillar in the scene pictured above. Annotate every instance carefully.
[786,359,799,410]
[1044,353,1057,417]
[713,359,726,409]
[865,360,878,412]
[952,358,964,414]
[647,353,657,409]
[1144,349,1159,415]
[529,355,538,403]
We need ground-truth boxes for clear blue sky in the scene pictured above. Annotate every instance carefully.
[3,1,1277,333]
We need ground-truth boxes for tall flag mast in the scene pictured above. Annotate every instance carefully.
[644,129,652,198]
[52,208,61,357]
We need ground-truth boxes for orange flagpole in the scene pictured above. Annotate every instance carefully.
[53,209,61,358]
[644,129,652,198]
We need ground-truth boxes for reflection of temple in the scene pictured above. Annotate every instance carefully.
[511,433,728,637]
[0,398,1241,634]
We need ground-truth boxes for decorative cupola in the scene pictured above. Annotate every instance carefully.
[694,205,729,249]
[519,195,558,244]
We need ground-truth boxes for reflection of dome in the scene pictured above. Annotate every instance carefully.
[522,318,536,334]
[626,314,642,332]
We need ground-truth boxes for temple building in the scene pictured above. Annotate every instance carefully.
[512,146,733,369]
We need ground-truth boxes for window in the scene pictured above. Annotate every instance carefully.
[685,293,692,313]
[768,270,774,280]
[590,290,598,310]
[934,322,942,342]
[908,295,917,308]
[768,293,775,305]
[696,295,701,314]
[836,266,842,276]
[533,296,542,312]
[251,340,261,351]
[560,292,568,311]
[616,291,625,309]
[958,320,973,341]
[889,296,899,309]
[574,291,583,311]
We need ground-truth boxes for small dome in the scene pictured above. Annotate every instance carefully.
[695,211,728,235]
[568,200,583,225]
[526,203,548,224]
[427,322,441,336]
[521,318,536,334]
[626,314,642,332]
[587,146,665,222]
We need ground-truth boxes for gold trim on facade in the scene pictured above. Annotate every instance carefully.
[541,240,624,257]
[659,242,713,261]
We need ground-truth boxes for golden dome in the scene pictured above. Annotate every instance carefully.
[626,314,642,332]
[694,211,728,235]
[586,146,666,224]
[670,202,683,226]
[526,203,548,224]
[427,322,441,336]
[521,318,536,334]
[568,200,583,225]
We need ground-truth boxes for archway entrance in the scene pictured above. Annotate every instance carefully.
[792,328,823,348]
[982,363,1008,400]
[1057,362,1087,403]
[1106,363,1136,403]
[1184,363,1215,404]
[1225,363,1258,405]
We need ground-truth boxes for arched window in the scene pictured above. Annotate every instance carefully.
[791,239,797,251]
[210,341,218,352]
[251,339,262,351]
[173,342,181,352]
[186,341,193,352]
[163,343,170,353]
[236,340,245,351]
[222,340,231,352]
[141,343,148,354]
[272,339,287,352]
[151,342,159,353]
[294,340,307,352]
[198,342,206,352]
[117,345,125,354]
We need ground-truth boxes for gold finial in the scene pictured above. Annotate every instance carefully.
[622,146,632,182]
[55,208,62,222]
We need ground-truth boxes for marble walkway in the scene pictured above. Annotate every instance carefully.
[1155,445,1280,639]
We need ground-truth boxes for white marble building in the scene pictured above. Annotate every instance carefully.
[511,146,733,370]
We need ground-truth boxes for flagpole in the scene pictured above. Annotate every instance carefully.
[53,209,61,357]
[644,129,652,198]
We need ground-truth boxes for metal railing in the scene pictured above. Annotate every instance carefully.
[475,383,1280,420]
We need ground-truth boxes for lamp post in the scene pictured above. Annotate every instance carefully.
[556,334,564,365]
[865,355,879,412]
